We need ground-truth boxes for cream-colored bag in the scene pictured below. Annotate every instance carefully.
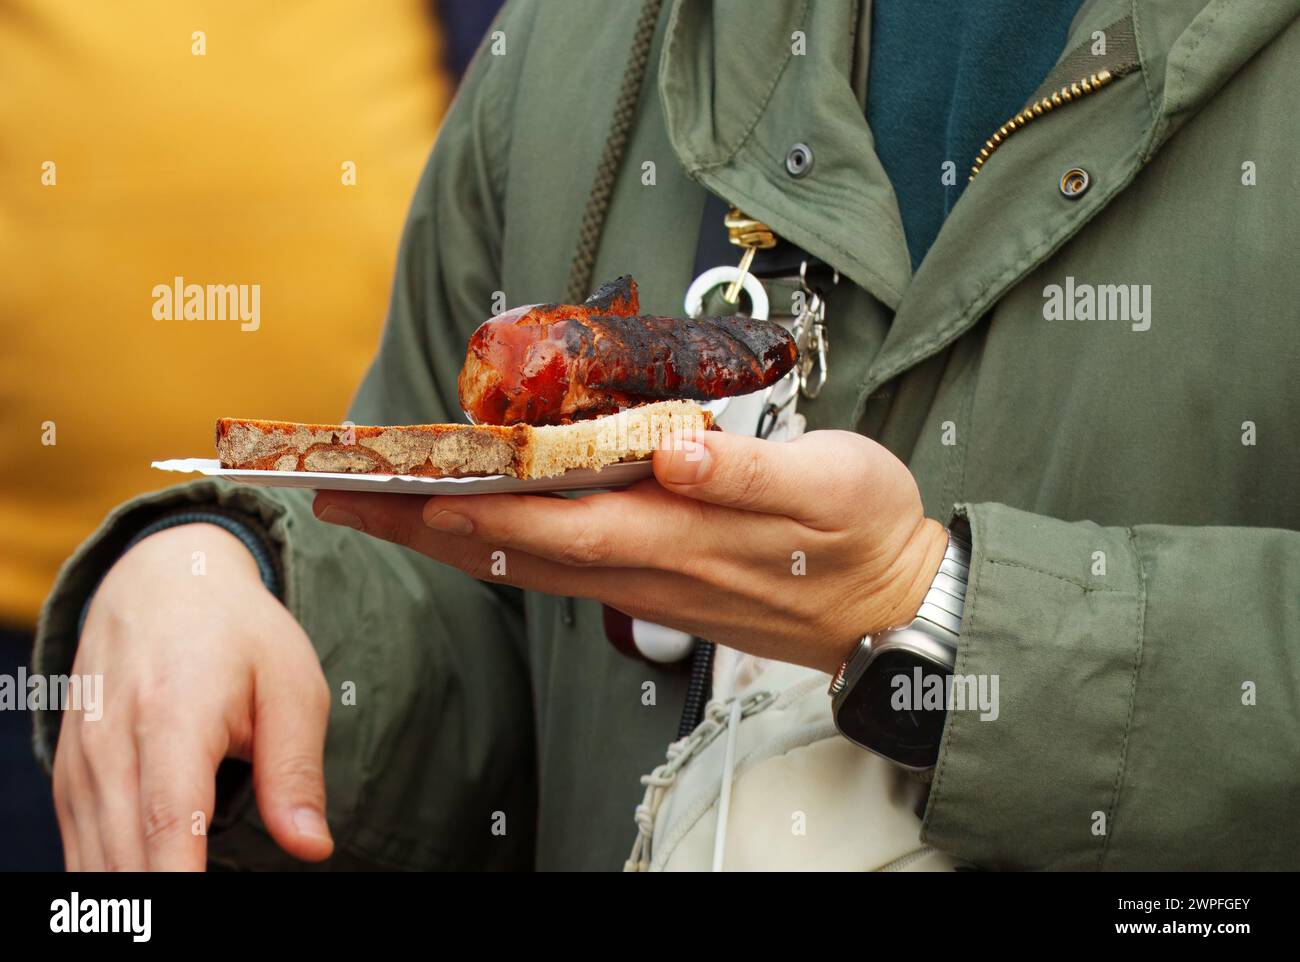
[625,660,962,872]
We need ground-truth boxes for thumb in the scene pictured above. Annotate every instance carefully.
[250,656,334,862]
[653,428,819,520]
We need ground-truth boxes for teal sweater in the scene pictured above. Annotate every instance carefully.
[867,0,1085,269]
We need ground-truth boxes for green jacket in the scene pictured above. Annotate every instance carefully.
[36,0,1300,870]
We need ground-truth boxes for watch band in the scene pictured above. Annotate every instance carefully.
[911,530,971,640]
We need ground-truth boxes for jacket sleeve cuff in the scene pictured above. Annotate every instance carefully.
[32,479,292,772]
[920,501,1147,870]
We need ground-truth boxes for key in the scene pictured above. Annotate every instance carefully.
[722,207,776,305]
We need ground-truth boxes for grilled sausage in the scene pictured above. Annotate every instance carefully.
[458,275,797,426]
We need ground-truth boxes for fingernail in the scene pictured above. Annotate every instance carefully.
[426,510,474,535]
[662,437,709,485]
[292,807,331,841]
[317,505,364,531]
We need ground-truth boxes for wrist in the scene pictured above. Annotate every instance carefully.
[820,518,952,675]
[870,518,951,636]
[133,521,262,576]
[97,523,267,608]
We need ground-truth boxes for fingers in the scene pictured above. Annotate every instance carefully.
[71,694,146,870]
[57,712,144,871]
[53,778,80,872]
[52,673,246,871]
[653,429,846,524]
[69,754,105,873]
[315,481,744,628]
[56,702,223,871]
[423,480,802,573]
[60,666,333,872]
[134,721,218,871]
[52,724,82,871]
[85,740,147,871]
[249,651,334,862]
[312,491,631,596]
[421,482,702,568]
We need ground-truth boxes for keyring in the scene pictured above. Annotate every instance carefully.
[683,266,770,321]
[684,265,789,436]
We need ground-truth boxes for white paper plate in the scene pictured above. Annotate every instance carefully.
[151,458,654,495]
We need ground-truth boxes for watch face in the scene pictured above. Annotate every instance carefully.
[835,649,949,769]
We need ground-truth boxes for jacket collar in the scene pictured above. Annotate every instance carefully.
[660,0,911,311]
[659,0,1300,407]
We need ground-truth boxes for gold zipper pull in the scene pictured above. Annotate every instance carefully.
[722,207,776,305]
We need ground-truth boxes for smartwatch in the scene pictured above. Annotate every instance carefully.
[829,524,971,771]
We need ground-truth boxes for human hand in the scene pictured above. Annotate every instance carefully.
[54,523,333,870]
[313,429,948,673]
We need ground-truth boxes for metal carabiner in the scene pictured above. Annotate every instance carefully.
[794,261,835,399]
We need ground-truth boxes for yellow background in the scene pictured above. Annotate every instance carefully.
[0,0,453,623]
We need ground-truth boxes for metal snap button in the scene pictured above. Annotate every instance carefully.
[1060,167,1091,198]
[785,142,813,178]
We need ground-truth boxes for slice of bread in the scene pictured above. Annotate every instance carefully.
[215,399,713,480]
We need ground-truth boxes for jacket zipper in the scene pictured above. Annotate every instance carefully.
[969,69,1116,180]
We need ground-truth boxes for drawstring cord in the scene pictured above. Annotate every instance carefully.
[624,690,775,872]
[557,0,664,622]
[711,699,744,871]
[564,0,665,303]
